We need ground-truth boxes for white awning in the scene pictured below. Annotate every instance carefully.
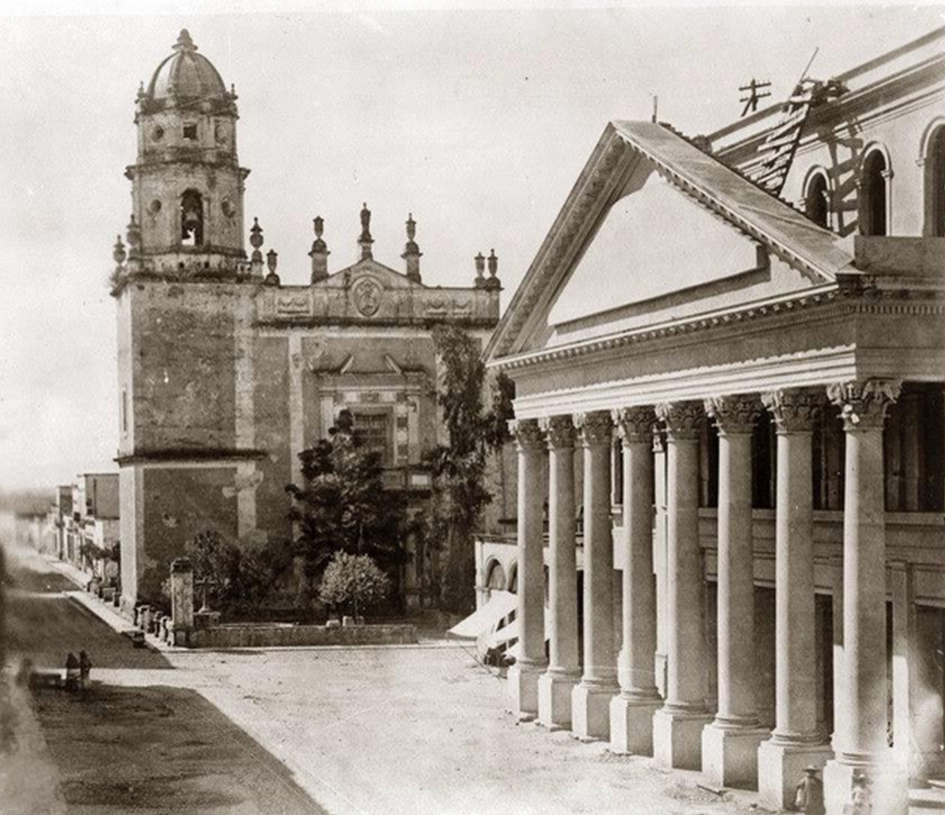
[449,590,517,638]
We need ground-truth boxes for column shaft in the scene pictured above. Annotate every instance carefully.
[538,416,580,729]
[610,408,661,755]
[652,401,711,771]
[507,419,547,719]
[571,411,618,740]
[758,389,831,811]
[823,379,905,815]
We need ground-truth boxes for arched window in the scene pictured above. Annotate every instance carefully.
[805,172,830,229]
[485,561,506,600]
[860,150,889,236]
[180,189,204,246]
[927,126,945,237]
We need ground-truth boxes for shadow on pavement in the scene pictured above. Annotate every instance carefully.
[30,682,329,814]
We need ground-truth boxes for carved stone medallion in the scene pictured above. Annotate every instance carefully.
[353,277,382,317]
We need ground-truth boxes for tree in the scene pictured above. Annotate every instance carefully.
[186,530,241,611]
[424,325,514,612]
[286,410,408,604]
[318,551,390,617]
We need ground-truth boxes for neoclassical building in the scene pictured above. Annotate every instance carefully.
[111,31,500,610]
[480,28,944,813]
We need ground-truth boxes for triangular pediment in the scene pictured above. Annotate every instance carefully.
[487,120,854,361]
[318,257,426,289]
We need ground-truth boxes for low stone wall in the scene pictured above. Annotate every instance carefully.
[189,622,418,649]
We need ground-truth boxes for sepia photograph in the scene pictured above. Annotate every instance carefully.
[1,2,943,813]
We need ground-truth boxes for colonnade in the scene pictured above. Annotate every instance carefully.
[507,379,905,814]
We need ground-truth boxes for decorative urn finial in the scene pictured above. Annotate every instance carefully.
[249,217,264,277]
[310,216,330,283]
[485,249,501,290]
[402,212,422,283]
[174,29,197,53]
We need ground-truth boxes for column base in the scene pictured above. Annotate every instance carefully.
[823,754,908,815]
[701,720,770,790]
[507,662,544,721]
[537,670,580,730]
[609,693,662,756]
[571,681,618,741]
[757,737,832,811]
[653,706,713,770]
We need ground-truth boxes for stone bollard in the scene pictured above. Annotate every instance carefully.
[169,558,195,646]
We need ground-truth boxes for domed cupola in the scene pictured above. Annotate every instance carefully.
[122,29,250,280]
[146,29,227,104]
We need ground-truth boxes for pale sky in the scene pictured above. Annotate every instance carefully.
[0,1,941,490]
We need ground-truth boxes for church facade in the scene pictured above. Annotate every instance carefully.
[481,28,944,814]
[111,31,500,611]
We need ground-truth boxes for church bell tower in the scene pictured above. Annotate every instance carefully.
[123,29,249,278]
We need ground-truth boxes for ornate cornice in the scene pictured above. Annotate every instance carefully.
[573,410,613,447]
[612,406,656,444]
[826,379,902,431]
[761,388,822,433]
[539,415,575,450]
[704,395,763,435]
[508,418,544,451]
[655,401,703,441]
[492,286,843,372]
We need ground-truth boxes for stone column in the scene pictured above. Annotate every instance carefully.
[537,415,581,729]
[507,418,547,720]
[830,558,845,752]
[823,380,906,815]
[652,401,712,770]
[571,410,618,740]
[757,389,832,810]
[701,396,770,788]
[610,406,662,755]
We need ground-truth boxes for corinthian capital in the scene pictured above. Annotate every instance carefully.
[509,418,544,451]
[573,410,613,447]
[704,395,762,435]
[655,401,703,440]
[761,388,821,433]
[826,379,901,431]
[539,415,575,450]
[612,406,656,444]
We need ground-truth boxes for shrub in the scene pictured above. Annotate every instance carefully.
[318,551,390,617]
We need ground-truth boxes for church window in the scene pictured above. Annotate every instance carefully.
[120,389,128,434]
[151,125,164,142]
[352,411,391,465]
[221,198,236,218]
[859,149,889,236]
[180,189,204,246]
[148,199,162,215]
[805,172,830,228]
[183,123,198,141]
[926,126,945,237]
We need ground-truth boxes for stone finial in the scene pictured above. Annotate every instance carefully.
[655,401,703,440]
[474,252,486,288]
[573,410,613,447]
[612,406,656,444]
[704,395,762,435]
[509,418,544,451]
[402,212,422,283]
[761,388,821,433]
[539,415,575,450]
[125,215,141,259]
[174,29,197,53]
[485,248,501,290]
[826,379,901,431]
[309,216,330,283]
[113,235,127,267]
[250,217,264,277]
[358,202,374,260]
[264,249,280,286]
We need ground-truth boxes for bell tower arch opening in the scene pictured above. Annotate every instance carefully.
[180,189,204,247]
